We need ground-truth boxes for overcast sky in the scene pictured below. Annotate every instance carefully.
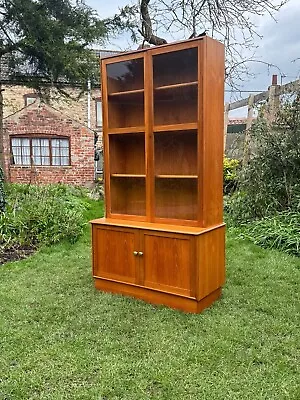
[86,0,300,116]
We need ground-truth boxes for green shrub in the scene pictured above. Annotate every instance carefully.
[239,211,300,256]
[223,157,239,194]
[226,95,300,256]
[0,184,90,251]
[227,95,300,223]
[0,166,5,212]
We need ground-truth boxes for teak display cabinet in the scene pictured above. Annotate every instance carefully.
[91,36,225,313]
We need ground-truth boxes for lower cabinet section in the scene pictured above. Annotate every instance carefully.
[91,219,225,313]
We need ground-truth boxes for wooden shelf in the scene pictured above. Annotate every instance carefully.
[156,175,198,179]
[111,174,146,178]
[109,89,144,97]
[155,81,198,91]
[108,127,145,134]
[154,123,197,132]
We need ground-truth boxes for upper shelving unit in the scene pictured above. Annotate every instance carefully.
[101,37,224,226]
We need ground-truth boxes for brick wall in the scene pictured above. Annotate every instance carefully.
[3,102,95,186]
[3,85,101,129]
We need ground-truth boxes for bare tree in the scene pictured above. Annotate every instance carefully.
[140,0,167,45]
[114,0,287,85]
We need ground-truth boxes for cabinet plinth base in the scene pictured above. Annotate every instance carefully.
[94,278,222,314]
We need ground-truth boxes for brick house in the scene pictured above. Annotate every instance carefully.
[3,101,95,186]
[1,50,120,184]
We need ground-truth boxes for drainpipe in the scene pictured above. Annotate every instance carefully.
[87,79,96,181]
[87,79,91,129]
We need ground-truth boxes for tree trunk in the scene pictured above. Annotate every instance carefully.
[140,0,167,45]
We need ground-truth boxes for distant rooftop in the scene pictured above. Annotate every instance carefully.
[228,117,248,125]
[0,49,123,85]
[94,49,122,59]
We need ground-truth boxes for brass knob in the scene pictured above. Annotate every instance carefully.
[133,251,138,256]
[138,251,143,256]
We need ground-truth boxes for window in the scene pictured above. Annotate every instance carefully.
[95,99,102,127]
[24,93,38,106]
[11,137,70,166]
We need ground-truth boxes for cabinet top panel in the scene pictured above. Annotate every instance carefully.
[90,218,225,235]
[101,36,215,63]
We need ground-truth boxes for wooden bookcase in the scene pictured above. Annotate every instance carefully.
[91,36,225,313]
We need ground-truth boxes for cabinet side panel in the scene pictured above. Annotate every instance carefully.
[197,226,225,300]
[93,226,138,284]
[202,38,225,227]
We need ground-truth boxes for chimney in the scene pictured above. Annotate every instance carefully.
[272,74,278,85]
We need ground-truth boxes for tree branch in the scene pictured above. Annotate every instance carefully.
[140,0,167,46]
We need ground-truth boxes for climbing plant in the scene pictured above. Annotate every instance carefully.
[0,166,5,212]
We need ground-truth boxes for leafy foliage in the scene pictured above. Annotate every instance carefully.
[226,95,300,255]
[0,0,108,87]
[228,96,300,223]
[223,157,239,194]
[239,210,300,256]
[0,166,5,212]
[0,184,91,251]
[0,0,115,171]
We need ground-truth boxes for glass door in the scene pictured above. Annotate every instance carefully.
[105,56,146,217]
[152,47,199,222]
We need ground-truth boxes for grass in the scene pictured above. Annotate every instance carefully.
[0,202,299,400]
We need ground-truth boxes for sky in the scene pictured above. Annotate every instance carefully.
[86,0,300,116]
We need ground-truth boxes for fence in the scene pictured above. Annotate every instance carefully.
[224,75,300,162]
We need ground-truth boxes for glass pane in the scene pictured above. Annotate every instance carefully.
[22,156,31,166]
[153,48,198,87]
[32,139,50,165]
[107,58,144,93]
[155,131,197,176]
[109,133,145,175]
[155,178,197,220]
[52,157,60,166]
[21,140,30,165]
[154,84,197,126]
[108,96,144,129]
[61,156,70,166]
[110,177,146,216]
[26,97,36,106]
[52,139,60,148]
[12,138,21,146]
[11,138,31,165]
[51,139,69,166]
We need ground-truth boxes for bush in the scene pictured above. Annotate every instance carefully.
[239,210,300,256]
[226,94,300,256]
[0,184,90,251]
[227,96,300,222]
[223,157,239,194]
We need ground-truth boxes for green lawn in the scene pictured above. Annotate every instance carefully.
[0,201,299,400]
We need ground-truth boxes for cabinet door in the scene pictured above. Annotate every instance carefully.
[142,231,196,297]
[92,226,140,284]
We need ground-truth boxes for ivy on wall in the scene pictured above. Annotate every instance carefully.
[0,167,5,212]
